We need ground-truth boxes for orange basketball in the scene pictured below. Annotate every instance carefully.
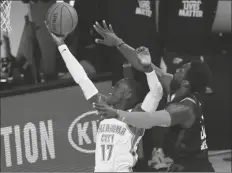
[46,2,78,36]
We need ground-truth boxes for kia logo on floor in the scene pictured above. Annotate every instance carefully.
[68,111,100,154]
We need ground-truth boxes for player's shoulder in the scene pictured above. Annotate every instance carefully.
[175,93,203,121]
[180,96,197,105]
[180,93,202,107]
[127,125,144,136]
[166,93,199,115]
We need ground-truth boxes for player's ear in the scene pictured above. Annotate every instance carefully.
[124,91,132,100]
[181,80,190,89]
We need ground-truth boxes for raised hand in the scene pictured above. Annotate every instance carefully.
[44,21,67,46]
[93,20,123,47]
[136,46,152,70]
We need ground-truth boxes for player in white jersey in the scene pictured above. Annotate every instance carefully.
[95,110,144,172]
[45,22,163,172]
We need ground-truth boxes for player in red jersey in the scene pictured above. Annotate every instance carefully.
[93,21,215,172]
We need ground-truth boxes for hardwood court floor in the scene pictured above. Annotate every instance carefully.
[209,150,231,172]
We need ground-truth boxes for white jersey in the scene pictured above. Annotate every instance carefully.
[94,118,144,172]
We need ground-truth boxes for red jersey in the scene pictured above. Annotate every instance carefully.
[164,93,209,163]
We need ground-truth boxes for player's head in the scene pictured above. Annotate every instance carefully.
[106,78,145,110]
[171,60,212,94]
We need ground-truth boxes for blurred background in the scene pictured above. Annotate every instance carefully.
[1,0,231,88]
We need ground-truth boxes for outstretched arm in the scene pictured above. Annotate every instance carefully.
[45,22,105,104]
[94,21,173,94]
[94,100,196,129]
[58,44,106,103]
[116,100,195,129]
[93,21,144,72]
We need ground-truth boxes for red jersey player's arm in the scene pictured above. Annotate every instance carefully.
[116,100,196,129]
[116,43,173,94]
[94,21,172,94]
[58,44,106,104]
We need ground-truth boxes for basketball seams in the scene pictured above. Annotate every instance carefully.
[63,2,75,29]
[60,5,64,35]
[47,2,77,36]
[48,3,63,35]
[65,5,74,32]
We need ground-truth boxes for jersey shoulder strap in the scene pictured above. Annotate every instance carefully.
[181,93,203,107]
[126,124,144,137]
[180,96,197,105]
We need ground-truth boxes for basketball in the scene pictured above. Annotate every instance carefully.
[45,2,78,36]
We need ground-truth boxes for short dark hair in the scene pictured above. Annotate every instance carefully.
[186,60,212,93]
[124,78,146,106]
